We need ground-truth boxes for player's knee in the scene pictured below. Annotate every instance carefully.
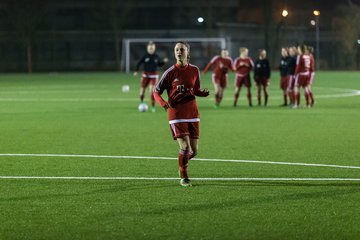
[180,144,191,152]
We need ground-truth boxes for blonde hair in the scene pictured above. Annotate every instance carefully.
[240,47,248,53]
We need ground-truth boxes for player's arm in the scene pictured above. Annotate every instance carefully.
[203,56,218,74]
[153,73,170,109]
[266,60,271,79]
[134,55,145,76]
[203,61,212,74]
[157,55,168,67]
[229,58,235,72]
[249,58,254,71]
[232,58,238,71]
[254,60,259,78]
[193,69,210,97]
[294,55,301,75]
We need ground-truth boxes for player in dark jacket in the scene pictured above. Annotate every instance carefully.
[134,41,168,112]
[254,49,271,106]
[287,46,298,106]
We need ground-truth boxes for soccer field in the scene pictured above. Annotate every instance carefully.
[0,71,359,240]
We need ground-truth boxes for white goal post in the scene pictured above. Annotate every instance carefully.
[121,38,227,73]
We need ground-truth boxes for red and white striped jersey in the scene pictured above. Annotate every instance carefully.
[233,57,254,76]
[154,64,208,122]
[203,56,233,76]
[295,54,311,75]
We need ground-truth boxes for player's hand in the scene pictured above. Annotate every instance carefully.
[163,102,170,111]
[202,88,210,97]
[133,72,138,77]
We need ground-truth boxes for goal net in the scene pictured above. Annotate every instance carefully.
[121,38,228,73]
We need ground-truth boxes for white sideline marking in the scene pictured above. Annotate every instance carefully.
[0,88,359,102]
[0,98,137,102]
[0,153,359,170]
[0,176,360,181]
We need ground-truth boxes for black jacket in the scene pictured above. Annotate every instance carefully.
[287,56,297,75]
[279,56,291,77]
[136,53,165,72]
[254,59,271,79]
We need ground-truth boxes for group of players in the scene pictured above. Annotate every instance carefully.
[135,41,316,111]
[133,41,316,187]
[203,45,315,109]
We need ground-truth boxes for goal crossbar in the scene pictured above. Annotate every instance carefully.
[122,38,227,73]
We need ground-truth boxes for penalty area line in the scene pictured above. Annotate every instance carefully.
[0,153,360,170]
[0,176,360,181]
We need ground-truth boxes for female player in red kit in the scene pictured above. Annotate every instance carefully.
[233,47,254,107]
[203,49,233,107]
[153,41,210,187]
[293,44,311,108]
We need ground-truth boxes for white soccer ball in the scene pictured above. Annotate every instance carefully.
[138,103,148,112]
[122,85,130,93]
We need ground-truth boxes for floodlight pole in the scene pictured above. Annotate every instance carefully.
[314,13,320,71]
[316,16,320,71]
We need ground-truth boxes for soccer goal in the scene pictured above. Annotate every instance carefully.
[121,38,228,73]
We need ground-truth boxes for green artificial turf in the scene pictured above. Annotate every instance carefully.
[0,71,359,240]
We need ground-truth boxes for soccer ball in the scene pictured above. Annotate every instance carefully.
[122,85,130,93]
[138,103,148,112]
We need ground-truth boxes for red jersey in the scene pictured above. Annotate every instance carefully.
[154,64,208,122]
[295,54,311,75]
[309,54,315,73]
[203,56,233,76]
[233,57,254,76]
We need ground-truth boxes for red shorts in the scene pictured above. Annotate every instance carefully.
[295,74,310,88]
[141,72,158,88]
[235,74,251,88]
[169,121,199,140]
[212,73,227,88]
[255,77,269,87]
[288,75,295,90]
[280,76,290,90]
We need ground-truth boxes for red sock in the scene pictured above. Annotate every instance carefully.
[188,150,195,160]
[284,94,288,105]
[289,91,294,104]
[151,93,155,107]
[247,93,252,106]
[305,92,310,106]
[215,93,220,104]
[257,91,261,105]
[178,150,189,178]
[234,93,239,106]
[296,93,300,105]
[140,94,144,102]
[219,94,223,104]
[309,91,314,105]
[264,92,269,106]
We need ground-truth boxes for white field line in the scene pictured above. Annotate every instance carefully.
[0,88,359,102]
[0,153,359,170]
[0,176,359,181]
[0,98,135,102]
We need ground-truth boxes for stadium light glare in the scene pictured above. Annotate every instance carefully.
[310,20,316,26]
[313,10,320,16]
[282,9,288,17]
[197,17,204,23]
